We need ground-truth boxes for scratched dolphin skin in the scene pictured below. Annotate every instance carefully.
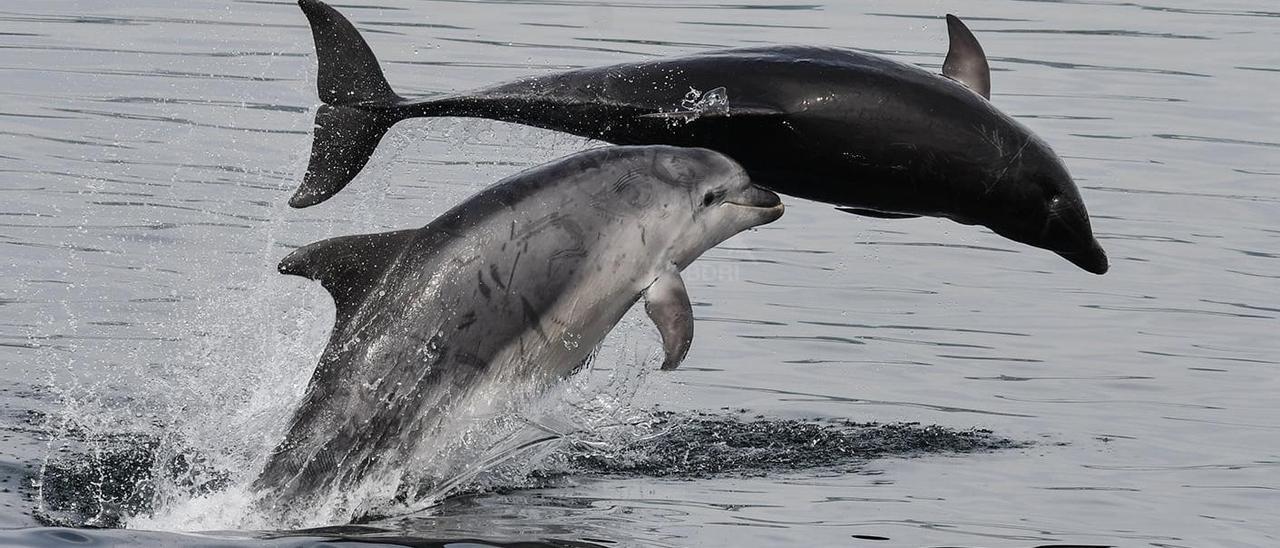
[290,0,1107,274]
[254,146,783,518]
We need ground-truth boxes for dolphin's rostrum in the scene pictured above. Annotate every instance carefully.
[291,0,1107,274]
[254,146,783,521]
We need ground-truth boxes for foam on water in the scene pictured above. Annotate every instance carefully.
[124,303,661,529]
[32,303,665,530]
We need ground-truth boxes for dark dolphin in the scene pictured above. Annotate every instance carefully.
[254,146,783,521]
[291,0,1107,274]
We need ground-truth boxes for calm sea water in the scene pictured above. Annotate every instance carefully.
[2,0,1277,546]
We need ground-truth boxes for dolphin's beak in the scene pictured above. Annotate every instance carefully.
[1041,196,1109,275]
[1056,238,1109,275]
[726,186,785,222]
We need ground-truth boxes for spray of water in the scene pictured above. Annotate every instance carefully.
[28,115,661,530]
[122,300,662,530]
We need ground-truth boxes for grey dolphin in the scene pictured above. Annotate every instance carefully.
[253,145,783,518]
[290,0,1107,274]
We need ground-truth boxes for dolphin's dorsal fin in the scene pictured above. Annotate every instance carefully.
[942,14,991,99]
[278,229,417,325]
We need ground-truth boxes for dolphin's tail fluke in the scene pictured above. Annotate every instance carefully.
[291,105,402,208]
[293,0,406,208]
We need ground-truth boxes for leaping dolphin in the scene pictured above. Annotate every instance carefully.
[254,145,783,520]
[289,0,1107,274]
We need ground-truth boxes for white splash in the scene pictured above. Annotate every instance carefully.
[36,115,665,532]
[679,86,730,117]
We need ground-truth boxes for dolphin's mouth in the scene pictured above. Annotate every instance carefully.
[1055,242,1109,275]
[725,186,785,221]
[1043,203,1109,275]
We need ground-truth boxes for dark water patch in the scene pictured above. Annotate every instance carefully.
[982,28,1213,40]
[1227,268,1280,279]
[696,315,786,326]
[679,20,826,30]
[1020,114,1113,121]
[575,36,726,49]
[0,13,142,26]
[21,412,226,529]
[428,0,820,10]
[1154,133,1280,149]
[991,55,1211,78]
[1071,133,1131,140]
[850,240,1019,253]
[566,412,1023,478]
[440,37,653,57]
[1139,349,1278,366]
[390,59,584,71]
[946,356,1044,364]
[865,12,1033,22]
[993,395,1222,410]
[87,201,271,224]
[1095,233,1192,244]
[1199,299,1280,314]
[103,96,308,114]
[0,43,309,59]
[1135,4,1280,18]
[24,411,1019,529]
[1083,461,1280,472]
[236,0,408,10]
[1160,416,1280,431]
[719,244,832,255]
[967,374,1152,381]
[362,20,473,31]
[0,130,132,150]
[685,383,1037,417]
[30,435,159,528]
[798,320,1029,338]
[1003,91,1187,103]
[522,22,584,29]
[0,526,609,548]
[753,281,937,295]
[1082,184,1280,204]
[49,107,307,136]
[1079,304,1272,320]
[0,111,77,121]
[1232,247,1280,259]
[742,333,994,350]
[740,333,865,346]
[0,65,291,83]
[783,358,931,366]
[1,239,112,254]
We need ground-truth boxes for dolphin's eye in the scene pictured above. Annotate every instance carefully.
[702,190,722,208]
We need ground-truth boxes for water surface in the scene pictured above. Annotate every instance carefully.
[1,0,1277,546]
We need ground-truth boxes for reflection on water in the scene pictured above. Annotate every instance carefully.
[1,0,1278,546]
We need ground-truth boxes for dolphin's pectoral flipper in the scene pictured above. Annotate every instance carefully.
[279,229,416,325]
[643,267,693,371]
[294,0,408,208]
[942,14,991,99]
[836,207,922,220]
